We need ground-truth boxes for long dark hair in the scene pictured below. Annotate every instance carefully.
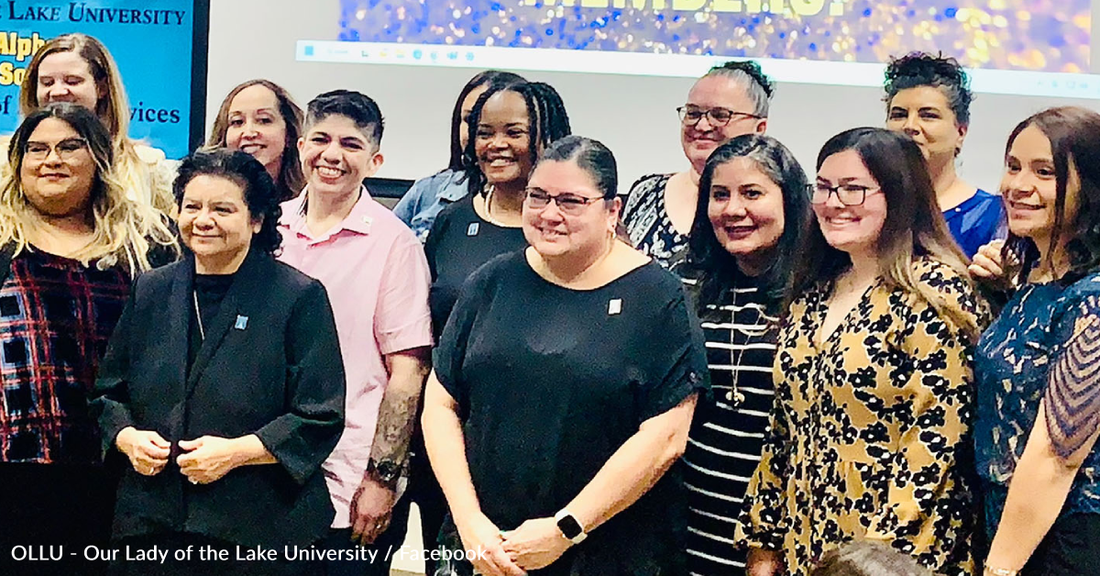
[448,70,525,171]
[464,81,572,197]
[684,135,810,313]
[790,127,977,339]
[173,149,283,256]
[206,79,305,202]
[1002,107,1100,285]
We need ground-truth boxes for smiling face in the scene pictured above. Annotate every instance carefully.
[178,174,261,268]
[298,114,383,197]
[886,85,966,165]
[681,75,765,173]
[1001,124,1079,247]
[35,51,102,113]
[19,117,97,218]
[522,159,618,259]
[475,90,533,188]
[707,157,786,261]
[225,84,288,179]
[813,149,888,257]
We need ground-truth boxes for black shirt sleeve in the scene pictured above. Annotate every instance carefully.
[637,282,711,422]
[432,255,496,413]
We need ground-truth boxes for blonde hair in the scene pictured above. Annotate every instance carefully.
[2,104,179,275]
[20,33,176,214]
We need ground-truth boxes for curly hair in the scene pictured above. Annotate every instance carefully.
[463,81,572,197]
[884,51,973,126]
[1001,107,1100,285]
[173,149,283,256]
[0,104,179,275]
[206,79,305,202]
[703,60,774,118]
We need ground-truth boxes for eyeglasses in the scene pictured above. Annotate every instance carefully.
[25,138,88,161]
[809,183,882,206]
[525,188,606,216]
[677,106,761,127]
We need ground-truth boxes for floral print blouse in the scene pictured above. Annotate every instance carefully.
[736,259,989,576]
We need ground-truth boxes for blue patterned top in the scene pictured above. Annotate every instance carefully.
[975,273,1100,537]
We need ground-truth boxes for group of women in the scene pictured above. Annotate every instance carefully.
[1,29,1098,576]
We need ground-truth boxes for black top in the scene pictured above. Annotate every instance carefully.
[188,273,234,371]
[424,194,527,340]
[435,250,710,575]
[91,251,346,548]
[676,267,779,575]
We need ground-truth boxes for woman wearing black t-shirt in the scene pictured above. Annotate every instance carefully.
[423,136,710,576]
[671,135,811,575]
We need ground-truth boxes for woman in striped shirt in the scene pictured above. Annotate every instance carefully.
[673,135,811,575]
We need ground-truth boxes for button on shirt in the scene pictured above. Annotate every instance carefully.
[277,187,433,528]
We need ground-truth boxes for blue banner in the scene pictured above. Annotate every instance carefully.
[0,0,205,158]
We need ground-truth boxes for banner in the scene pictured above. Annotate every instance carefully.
[0,0,208,158]
[337,0,1090,74]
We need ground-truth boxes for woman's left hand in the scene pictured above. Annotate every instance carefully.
[500,517,571,571]
[177,436,243,485]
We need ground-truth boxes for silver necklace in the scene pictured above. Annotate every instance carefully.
[192,290,205,341]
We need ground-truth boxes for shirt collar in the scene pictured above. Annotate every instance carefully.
[282,185,375,238]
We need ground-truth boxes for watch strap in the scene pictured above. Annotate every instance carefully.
[554,509,587,544]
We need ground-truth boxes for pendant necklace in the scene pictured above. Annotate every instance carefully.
[193,290,205,341]
[727,287,747,406]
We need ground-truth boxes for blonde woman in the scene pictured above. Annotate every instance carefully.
[16,32,177,215]
[0,103,177,576]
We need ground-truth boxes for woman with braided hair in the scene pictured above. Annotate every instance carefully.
[423,80,572,343]
[622,60,774,269]
[884,51,1005,258]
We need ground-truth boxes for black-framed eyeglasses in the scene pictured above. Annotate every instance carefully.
[525,188,606,216]
[808,183,882,206]
[677,106,761,127]
[25,138,88,161]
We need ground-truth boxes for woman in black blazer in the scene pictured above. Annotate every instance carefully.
[92,149,345,576]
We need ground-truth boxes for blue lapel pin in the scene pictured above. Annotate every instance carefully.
[234,315,248,330]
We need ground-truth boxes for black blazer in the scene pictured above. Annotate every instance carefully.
[91,250,346,547]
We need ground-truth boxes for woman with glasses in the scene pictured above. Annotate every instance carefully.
[16,33,179,216]
[884,52,1004,258]
[671,135,811,576]
[736,128,988,576]
[621,60,772,268]
[423,135,709,576]
[977,107,1100,576]
[0,103,178,575]
[394,70,525,241]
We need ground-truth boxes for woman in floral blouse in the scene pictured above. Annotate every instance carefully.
[737,127,988,576]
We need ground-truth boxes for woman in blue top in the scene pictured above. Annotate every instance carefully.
[976,106,1100,576]
[884,52,1004,258]
[393,70,524,241]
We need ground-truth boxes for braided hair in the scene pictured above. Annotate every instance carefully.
[463,81,572,197]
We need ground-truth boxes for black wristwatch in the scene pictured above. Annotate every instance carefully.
[366,458,402,489]
[554,509,587,544]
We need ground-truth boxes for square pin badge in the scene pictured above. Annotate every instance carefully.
[234,315,249,330]
[608,298,622,315]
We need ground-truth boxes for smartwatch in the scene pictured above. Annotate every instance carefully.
[554,509,587,544]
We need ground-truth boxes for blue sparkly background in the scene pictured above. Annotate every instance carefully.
[338,0,1090,73]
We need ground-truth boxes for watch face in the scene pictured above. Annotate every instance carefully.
[557,514,583,539]
[376,460,400,481]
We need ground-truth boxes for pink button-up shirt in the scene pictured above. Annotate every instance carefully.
[277,187,432,529]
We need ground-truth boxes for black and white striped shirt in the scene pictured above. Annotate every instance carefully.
[680,275,778,576]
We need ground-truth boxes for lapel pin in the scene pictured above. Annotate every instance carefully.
[467,222,480,236]
[235,315,248,330]
[608,299,622,315]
